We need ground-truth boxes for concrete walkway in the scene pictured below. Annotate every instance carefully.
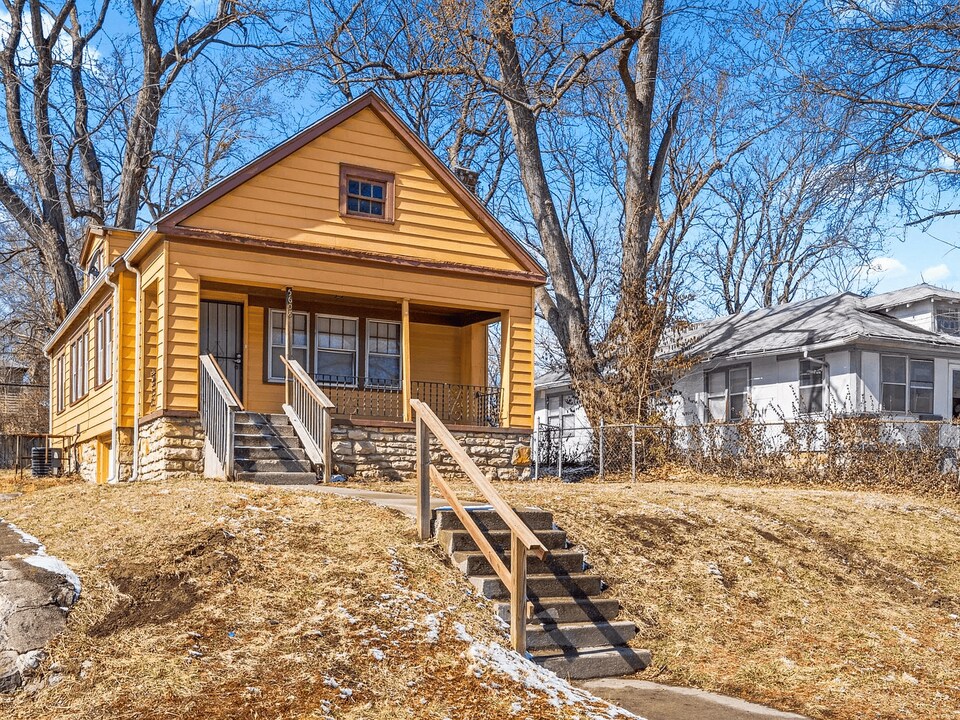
[277,484,809,720]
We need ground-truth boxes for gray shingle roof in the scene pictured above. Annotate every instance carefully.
[861,282,960,310]
[677,291,960,360]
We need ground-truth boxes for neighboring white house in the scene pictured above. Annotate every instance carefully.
[535,283,960,432]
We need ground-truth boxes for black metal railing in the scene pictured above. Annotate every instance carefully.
[313,375,501,427]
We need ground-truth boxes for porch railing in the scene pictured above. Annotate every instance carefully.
[282,356,335,483]
[411,398,547,652]
[199,354,243,479]
[314,374,501,427]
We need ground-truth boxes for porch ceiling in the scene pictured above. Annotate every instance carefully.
[200,280,500,327]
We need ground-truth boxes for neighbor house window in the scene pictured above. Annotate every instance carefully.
[799,358,825,414]
[315,314,358,384]
[55,354,65,413]
[366,320,401,387]
[69,331,88,403]
[340,165,394,222]
[94,305,113,387]
[909,359,934,414]
[706,365,750,422]
[268,309,308,381]
[881,355,934,414]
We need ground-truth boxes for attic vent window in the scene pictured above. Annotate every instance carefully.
[340,164,395,223]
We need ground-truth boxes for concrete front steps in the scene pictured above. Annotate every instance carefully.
[233,412,318,484]
[434,508,651,680]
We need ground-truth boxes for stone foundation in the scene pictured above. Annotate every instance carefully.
[76,438,97,484]
[74,428,136,483]
[330,421,532,481]
[137,414,204,482]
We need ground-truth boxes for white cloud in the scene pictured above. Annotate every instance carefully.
[921,263,951,283]
[859,256,908,280]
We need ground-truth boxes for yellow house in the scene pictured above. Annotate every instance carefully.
[45,93,544,484]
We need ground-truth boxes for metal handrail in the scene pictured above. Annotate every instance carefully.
[411,398,546,652]
[199,354,242,479]
[281,355,334,482]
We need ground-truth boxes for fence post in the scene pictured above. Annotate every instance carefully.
[599,419,604,481]
[416,411,431,541]
[557,425,563,481]
[509,531,528,653]
[631,423,637,483]
[533,419,539,480]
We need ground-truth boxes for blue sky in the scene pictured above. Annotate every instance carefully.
[865,213,960,294]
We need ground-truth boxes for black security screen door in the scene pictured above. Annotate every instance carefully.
[200,301,243,401]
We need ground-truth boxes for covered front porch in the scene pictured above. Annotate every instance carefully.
[198,281,505,428]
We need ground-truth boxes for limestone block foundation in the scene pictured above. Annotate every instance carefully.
[137,414,204,482]
[330,420,532,481]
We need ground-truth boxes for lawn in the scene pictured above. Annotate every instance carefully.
[0,473,628,720]
[362,471,960,720]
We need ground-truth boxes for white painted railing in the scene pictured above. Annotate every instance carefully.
[281,355,334,482]
[199,354,243,479]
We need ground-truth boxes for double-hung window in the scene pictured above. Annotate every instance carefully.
[315,314,358,384]
[799,358,825,414]
[94,305,113,387]
[366,320,401,387]
[55,354,65,413]
[69,331,88,403]
[268,309,308,381]
[881,355,935,414]
[706,365,750,421]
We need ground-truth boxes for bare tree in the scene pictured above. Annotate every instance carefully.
[0,0,270,317]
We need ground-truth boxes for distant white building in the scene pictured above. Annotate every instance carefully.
[535,283,960,432]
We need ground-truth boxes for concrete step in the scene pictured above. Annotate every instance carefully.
[495,596,622,625]
[525,620,637,652]
[236,412,290,426]
[531,646,652,680]
[451,549,585,576]
[234,470,317,485]
[235,458,313,473]
[434,508,555,533]
[235,446,308,461]
[470,573,603,601]
[234,433,300,449]
[438,528,568,554]
[234,422,298,438]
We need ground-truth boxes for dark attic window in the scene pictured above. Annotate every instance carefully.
[340,165,395,223]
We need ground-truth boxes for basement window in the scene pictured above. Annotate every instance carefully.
[340,165,394,222]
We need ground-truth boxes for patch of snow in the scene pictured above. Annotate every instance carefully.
[5,521,81,601]
[424,613,441,643]
[370,648,385,661]
[453,622,473,643]
[323,676,339,688]
[464,640,642,719]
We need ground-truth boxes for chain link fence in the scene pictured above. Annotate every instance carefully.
[534,416,960,490]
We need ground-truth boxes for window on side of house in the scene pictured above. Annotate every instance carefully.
[87,247,103,278]
[880,355,907,412]
[909,359,934,414]
[69,331,88,403]
[799,357,825,414]
[706,365,751,422]
[366,320,401,387]
[94,305,113,387]
[55,354,65,413]
[340,165,394,222]
[315,314,358,384]
[268,309,308,381]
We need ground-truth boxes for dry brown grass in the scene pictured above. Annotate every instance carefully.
[0,477,623,719]
[359,473,960,720]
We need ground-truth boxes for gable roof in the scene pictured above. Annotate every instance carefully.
[677,291,960,361]
[861,282,960,310]
[156,92,545,280]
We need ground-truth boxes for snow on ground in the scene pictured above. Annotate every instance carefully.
[5,520,81,601]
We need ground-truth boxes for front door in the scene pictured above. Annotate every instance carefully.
[200,301,244,401]
[951,363,960,420]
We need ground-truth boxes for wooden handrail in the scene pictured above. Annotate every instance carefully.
[201,354,243,411]
[280,356,335,409]
[412,398,545,653]
[412,398,546,558]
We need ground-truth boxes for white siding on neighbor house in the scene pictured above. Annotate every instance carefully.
[861,349,955,418]
[882,299,936,332]
[825,350,857,414]
[861,351,881,411]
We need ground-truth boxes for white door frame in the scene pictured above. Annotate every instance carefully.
[950,362,960,420]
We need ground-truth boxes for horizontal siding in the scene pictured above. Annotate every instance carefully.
[50,308,113,442]
[182,107,524,273]
[410,323,461,384]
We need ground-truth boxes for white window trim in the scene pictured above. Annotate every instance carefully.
[55,354,65,414]
[365,318,402,388]
[95,305,113,387]
[70,332,88,403]
[268,308,309,383]
[908,357,935,415]
[314,312,359,387]
[704,364,751,422]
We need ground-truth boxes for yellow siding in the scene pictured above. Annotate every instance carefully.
[140,245,165,414]
[163,239,534,427]
[410,323,460,384]
[181,107,524,273]
[117,271,137,426]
